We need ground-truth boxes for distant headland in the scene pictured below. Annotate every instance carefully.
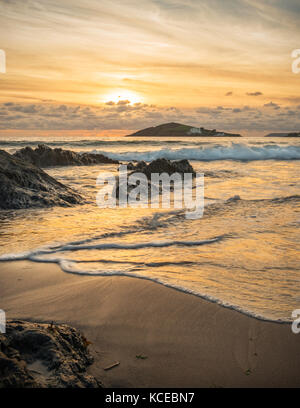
[265,132,300,137]
[127,122,242,137]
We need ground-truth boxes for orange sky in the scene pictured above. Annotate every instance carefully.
[0,0,300,134]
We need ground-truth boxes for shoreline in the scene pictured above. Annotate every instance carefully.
[1,260,300,387]
[1,257,291,325]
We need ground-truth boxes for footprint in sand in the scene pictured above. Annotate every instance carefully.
[233,320,260,374]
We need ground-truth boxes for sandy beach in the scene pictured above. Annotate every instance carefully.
[1,260,299,388]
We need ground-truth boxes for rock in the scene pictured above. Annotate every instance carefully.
[227,195,241,202]
[116,158,196,199]
[0,150,83,209]
[0,320,102,388]
[14,144,119,168]
[127,160,147,171]
[127,158,195,179]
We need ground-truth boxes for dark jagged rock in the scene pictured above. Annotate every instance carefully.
[0,320,102,388]
[0,150,83,209]
[116,158,196,199]
[127,158,195,178]
[14,144,119,168]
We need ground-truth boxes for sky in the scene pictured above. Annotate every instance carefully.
[0,0,300,135]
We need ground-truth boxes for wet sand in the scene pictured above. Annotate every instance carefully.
[1,260,299,387]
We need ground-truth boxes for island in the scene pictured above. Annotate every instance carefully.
[265,132,300,137]
[127,122,242,137]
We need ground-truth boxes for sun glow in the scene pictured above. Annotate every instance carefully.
[103,90,143,105]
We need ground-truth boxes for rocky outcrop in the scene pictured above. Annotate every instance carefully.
[14,144,119,168]
[0,320,102,388]
[116,158,196,199]
[127,158,195,178]
[0,150,83,209]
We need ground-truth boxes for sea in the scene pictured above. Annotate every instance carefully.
[0,134,299,322]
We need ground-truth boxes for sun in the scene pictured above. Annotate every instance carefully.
[102,90,143,105]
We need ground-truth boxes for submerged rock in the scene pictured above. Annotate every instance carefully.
[0,150,83,209]
[226,195,241,202]
[14,144,119,168]
[0,320,102,388]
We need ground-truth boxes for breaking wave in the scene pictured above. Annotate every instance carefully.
[90,143,300,161]
[0,236,223,262]
[0,234,290,323]
[0,234,291,323]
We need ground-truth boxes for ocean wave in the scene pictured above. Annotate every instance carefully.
[2,140,300,161]
[0,237,223,262]
[0,248,289,323]
[61,260,292,323]
[0,139,191,148]
[90,143,300,161]
[221,194,300,207]
[0,232,293,323]
[270,195,300,203]
[55,237,222,252]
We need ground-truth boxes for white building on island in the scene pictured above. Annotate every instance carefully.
[188,127,203,135]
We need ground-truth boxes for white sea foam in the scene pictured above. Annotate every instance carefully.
[0,251,289,323]
[55,238,221,252]
[0,237,221,261]
[59,261,290,323]
[88,143,300,161]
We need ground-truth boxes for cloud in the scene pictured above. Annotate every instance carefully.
[264,101,280,109]
[117,100,131,105]
[0,0,299,110]
[1,101,300,134]
[247,92,263,96]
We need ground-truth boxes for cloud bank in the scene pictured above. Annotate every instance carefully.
[1,101,299,135]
